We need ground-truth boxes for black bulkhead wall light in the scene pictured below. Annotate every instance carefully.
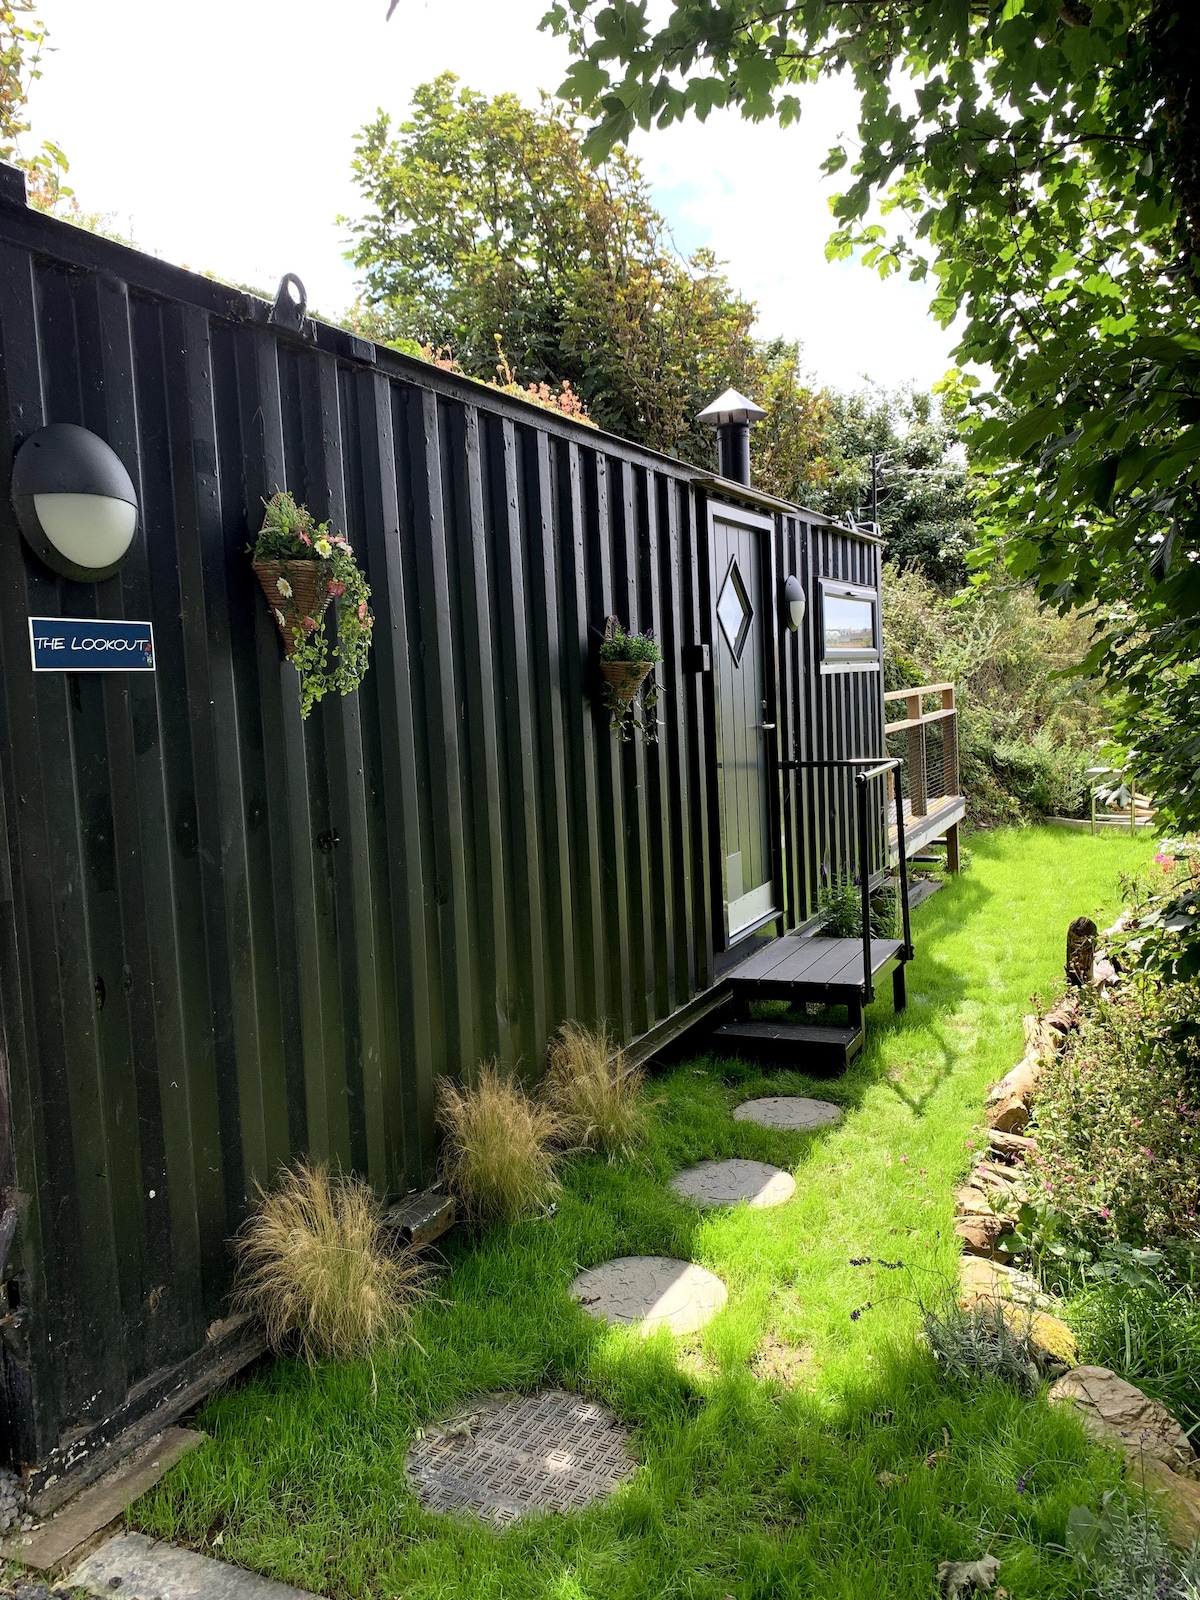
[783,574,806,633]
[12,423,139,582]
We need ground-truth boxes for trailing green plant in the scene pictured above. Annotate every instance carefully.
[541,1020,646,1159]
[251,491,374,719]
[436,1060,561,1226]
[598,617,661,742]
[232,1159,424,1367]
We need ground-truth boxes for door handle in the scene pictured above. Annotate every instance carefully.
[761,723,776,731]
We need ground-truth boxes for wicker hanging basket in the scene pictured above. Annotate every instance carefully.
[599,658,652,712]
[252,559,332,657]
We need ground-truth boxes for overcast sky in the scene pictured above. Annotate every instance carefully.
[25,0,958,395]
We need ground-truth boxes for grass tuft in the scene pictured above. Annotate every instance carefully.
[542,1021,647,1158]
[437,1060,561,1225]
[232,1160,424,1366]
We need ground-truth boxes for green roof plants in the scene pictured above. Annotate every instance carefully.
[598,615,661,741]
[251,490,374,718]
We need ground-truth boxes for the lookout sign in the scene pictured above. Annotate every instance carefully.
[28,616,155,672]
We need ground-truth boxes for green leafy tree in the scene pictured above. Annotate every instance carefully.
[806,387,976,586]
[1,0,69,209]
[346,74,827,475]
[543,1,1200,827]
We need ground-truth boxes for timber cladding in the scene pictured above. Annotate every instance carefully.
[0,194,883,1472]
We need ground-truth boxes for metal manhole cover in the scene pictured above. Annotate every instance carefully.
[733,1096,843,1131]
[407,1388,634,1526]
[572,1255,727,1334]
[670,1158,795,1208]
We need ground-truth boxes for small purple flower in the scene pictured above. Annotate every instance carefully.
[1016,1470,1030,1494]
[849,1257,871,1267]
[850,1302,873,1322]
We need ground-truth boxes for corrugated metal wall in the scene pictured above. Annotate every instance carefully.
[779,517,886,922]
[0,198,883,1471]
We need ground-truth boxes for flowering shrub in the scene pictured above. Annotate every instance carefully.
[1109,838,1200,981]
[252,491,374,719]
[1033,980,1200,1256]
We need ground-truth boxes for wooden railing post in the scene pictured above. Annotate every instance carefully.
[906,692,928,817]
[941,685,958,800]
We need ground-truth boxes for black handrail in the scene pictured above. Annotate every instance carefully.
[780,755,913,1000]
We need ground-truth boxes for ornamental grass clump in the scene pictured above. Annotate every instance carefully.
[232,1159,423,1366]
[542,1020,646,1159]
[436,1061,561,1226]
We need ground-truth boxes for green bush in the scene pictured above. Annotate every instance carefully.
[1032,981,1200,1255]
[882,562,1109,826]
[817,878,900,939]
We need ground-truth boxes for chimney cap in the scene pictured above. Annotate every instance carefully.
[697,387,766,427]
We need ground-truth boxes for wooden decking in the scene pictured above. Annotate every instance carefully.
[727,934,905,998]
[888,792,965,860]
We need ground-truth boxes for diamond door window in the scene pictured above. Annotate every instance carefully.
[717,559,753,663]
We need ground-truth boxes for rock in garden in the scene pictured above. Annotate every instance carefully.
[985,1095,1030,1134]
[1141,1458,1200,1549]
[0,1465,26,1533]
[1043,996,1079,1034]
[958,1255,1053,1312]
[1091,955,1118,987]
[986,1129,1037,1162]
[1048,1366,1196,1472]
[954,1213,1014,1256]
[1016,1308,1077,1369]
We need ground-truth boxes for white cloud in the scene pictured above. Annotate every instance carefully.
[26,0,957,393]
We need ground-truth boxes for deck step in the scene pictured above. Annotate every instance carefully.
[712,1020,863,1069]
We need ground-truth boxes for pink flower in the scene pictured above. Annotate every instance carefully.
[298,531,311,547]
[358,602,368,621]
[302,615,317,633]
[326,578,346,597]
[1100,1208,1111,1218]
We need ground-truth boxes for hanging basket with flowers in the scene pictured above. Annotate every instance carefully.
[598,616,662,741]
[250,491,374,719]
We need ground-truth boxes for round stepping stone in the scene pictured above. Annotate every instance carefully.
[733,1095,843,1132]
[670,1157,795,1209]
[407,1388,634,1525]
[572,1256,727,1334]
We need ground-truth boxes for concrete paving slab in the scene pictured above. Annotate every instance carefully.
[407,1388,634,1526]
[71,1532,312,1599]
[669,1158,795,1208]
[2,1429,205,1573]
[733,1096,843,1132]
[572,1256,727,1334]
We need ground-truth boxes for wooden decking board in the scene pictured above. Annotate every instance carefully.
[714,1021,860,1048]
[727,935,903,990]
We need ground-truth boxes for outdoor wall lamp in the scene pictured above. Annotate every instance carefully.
[783,574,806,632]
[12,423,138,582]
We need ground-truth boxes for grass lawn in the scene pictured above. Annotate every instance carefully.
[137,826,1152,1600]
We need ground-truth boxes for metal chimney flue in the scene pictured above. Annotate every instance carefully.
[697,387,766,487]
